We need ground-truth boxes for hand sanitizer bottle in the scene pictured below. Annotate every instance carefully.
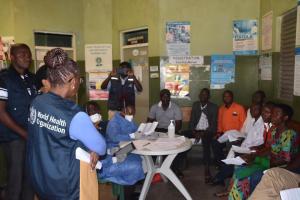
[168,120,175,138]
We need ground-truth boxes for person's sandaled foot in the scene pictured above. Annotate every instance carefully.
[214,191,229,198]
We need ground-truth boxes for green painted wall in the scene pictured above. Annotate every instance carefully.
[158,0,260,56]
[83,0,113,44]
[112,0,160,59]
[112,0,260,59]
[0,0,85,60]
[259,0,300,121]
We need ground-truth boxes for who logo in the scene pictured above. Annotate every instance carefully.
[29,106,37,124]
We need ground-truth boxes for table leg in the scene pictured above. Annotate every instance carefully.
[159,154,192,200]
[155,155,168,183]
[139,155,155,200]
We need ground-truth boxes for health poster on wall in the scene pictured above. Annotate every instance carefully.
[166,22,191,56]
[262,11,273,51]
[160,58,190,98]
[294,48,300,96]
[233,20,258,55]
[259,54,272,80]
[85,44,112,72]
[210,55,235,89]
[88,72,109,100]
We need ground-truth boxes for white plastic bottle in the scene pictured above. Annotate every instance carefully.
[168,120,175,138]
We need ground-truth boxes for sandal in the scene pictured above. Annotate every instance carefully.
[214,191,229,198]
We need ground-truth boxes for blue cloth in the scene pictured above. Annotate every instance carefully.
[99,113,144,185]
[249,170,264,193]
[70,112,106,155]
[214,164,234,182]
[105,112,137,148]
[99,154,144,185]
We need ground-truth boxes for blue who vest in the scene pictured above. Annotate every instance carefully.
[0,67,37,142]
[27,92,82,200]
[108,77,135,110]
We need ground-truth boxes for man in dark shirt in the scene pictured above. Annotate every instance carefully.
[0,44,36,200]
[185,88,218,182]
[101,62,143,119]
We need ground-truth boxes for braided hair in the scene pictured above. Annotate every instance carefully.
[44,48,79,87]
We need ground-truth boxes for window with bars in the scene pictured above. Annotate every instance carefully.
[278,8,296,100]
[34,31,76,70]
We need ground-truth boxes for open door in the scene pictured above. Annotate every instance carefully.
[120,28,149,123]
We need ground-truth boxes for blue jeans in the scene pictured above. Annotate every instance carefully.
[214,164,234,182]
[250,170,264,193]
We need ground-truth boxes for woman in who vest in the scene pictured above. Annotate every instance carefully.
[27,48,106,200]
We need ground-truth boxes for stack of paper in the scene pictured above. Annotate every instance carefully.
[221,156,246,165]
[137,122,158,135]
[217,130,245,143]
[232,145,255,154]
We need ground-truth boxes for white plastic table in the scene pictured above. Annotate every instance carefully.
[132,135,192,200]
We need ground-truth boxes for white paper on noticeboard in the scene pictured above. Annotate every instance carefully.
[85,44,112,72]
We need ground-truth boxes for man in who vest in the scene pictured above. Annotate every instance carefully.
[101,62,143,119]
[0,44,36,200]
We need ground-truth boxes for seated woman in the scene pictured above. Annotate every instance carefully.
[227,103,300,200]
[27,48,107,200]
[98,105,145,185]
[85,101,108,135]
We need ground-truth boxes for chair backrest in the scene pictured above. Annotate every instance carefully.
[181,107,192,122]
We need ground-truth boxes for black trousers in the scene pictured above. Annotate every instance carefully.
[211,139,226,167]
[182,130,213,165]
[1,139,34,200]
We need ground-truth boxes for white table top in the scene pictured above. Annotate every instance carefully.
[132,134,192,156]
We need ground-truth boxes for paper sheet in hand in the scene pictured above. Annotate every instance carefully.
[217,134,229,143]
[75,147,102,170]
[280,188,300,200]
[137,122,158,135]
[232,145,254,154]
[221,156,246,165]
[226,130,245,142]
[226,148,235,159]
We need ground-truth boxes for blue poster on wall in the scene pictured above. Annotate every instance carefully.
[233,20,258,55]
[210,55,235,89]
